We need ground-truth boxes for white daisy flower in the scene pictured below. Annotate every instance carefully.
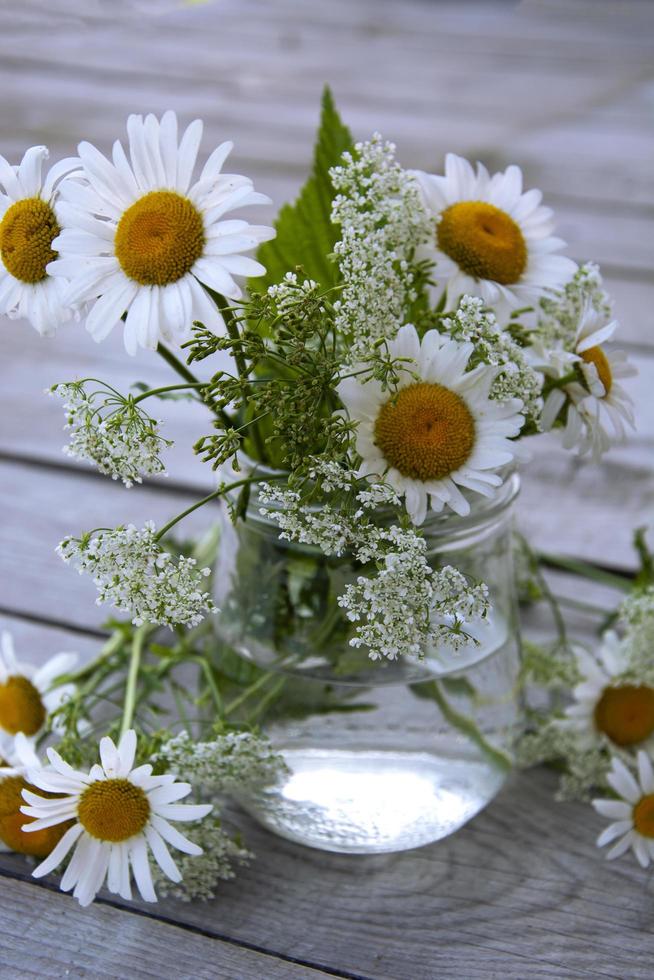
[49,111,275,354]
[0,632,77,738]
[412,153,577,318]
[0,146,79,335]
[593,750,654,868]
[0,730,37,770]
[558,631,654,751]
[21,729,213,907]
[337,323,524,525]
[540,304,636,461]
[0,733,66,858]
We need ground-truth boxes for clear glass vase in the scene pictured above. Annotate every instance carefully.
[213,472,522,854]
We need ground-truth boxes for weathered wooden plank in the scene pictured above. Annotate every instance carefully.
[0,461,218,631]
[0,0,651,213]
[0,874,334,980]
[1,764,651,980]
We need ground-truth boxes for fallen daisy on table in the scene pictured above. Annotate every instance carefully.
[20,728,212,906]
[592,751,654,868]
[0,631,77,738]
[0,732,68,857]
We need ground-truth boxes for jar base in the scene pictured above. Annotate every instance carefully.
[237,744,508,854]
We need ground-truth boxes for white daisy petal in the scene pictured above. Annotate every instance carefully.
[130,834,157,902]
[638,752,654,795]
[150,813,203,854]
[145,825,182,882]
[596,820,633,847]
[60,833,91,892]
[153,802,214,822]
[592,799,632,820]
[608,759,642,804]
[31,823,84,879]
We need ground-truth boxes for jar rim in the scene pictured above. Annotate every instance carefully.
[221,454,520,536]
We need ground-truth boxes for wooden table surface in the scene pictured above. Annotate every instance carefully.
[1,0,653,977]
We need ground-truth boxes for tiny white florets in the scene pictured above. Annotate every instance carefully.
[330,135,432,362]
[52,383,171,488]
[57,522,216,628]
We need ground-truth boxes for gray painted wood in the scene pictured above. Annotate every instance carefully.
[0,876,335,979]
[0,0,653,975]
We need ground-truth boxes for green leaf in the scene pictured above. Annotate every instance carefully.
[250,86,353,293]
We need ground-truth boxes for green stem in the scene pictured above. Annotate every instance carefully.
[132,382,207,405]
[538,552,632,592]
[57,630,126,686]
[194,658,224,715]
[156,342,232,429]
[154,477,253,541]
[157,342,202,385]
[208,288,269,463]
[246,677,286,724]
[427,680,513,771]
[224,670,274,717]
[545,370,578,390]
[120,624,149,737]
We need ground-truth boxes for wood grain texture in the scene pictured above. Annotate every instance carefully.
[0,0,652,975]
[0,876,336,980]
[1,766,653,980]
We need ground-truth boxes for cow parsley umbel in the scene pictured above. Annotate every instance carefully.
[51,381,172,488]
[57,523,216,628]
[330,134,431,362]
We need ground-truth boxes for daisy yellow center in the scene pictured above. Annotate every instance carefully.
[114,190,205,286]
[374,382,476,481]
[0,776,73,857]
[0,676,46,736]
[78,777,150,842]
[594,685,654,747]
[633,795,654,838]
[437,201,527,285]
[0,197,59,283]
[581,346,612,396]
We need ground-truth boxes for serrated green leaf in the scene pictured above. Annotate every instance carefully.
[250,86,353,293]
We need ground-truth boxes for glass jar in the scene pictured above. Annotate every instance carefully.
[213,472,522,854]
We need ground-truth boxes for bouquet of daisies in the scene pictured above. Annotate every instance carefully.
[0,88,637,901]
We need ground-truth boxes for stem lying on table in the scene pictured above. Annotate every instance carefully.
[538,552,633,592]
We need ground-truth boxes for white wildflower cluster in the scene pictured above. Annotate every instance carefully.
[354,484,401,512]
[267,271,322,315]
[149,729,286,901]
[535,262,612,350]
[306,458,400,511]
[330,134,431,362]
[259,484,490,661]
[340,531,490,661]
[57,522,216,628]
[51,382,171,488]
[443,296,542,425]
[616,586,654,681]
[152,816,252,903]
[155,730,287,794]
[260,487,352,556]
[516,727,611,802]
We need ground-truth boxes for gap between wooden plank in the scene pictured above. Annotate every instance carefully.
[0,873,350,980]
